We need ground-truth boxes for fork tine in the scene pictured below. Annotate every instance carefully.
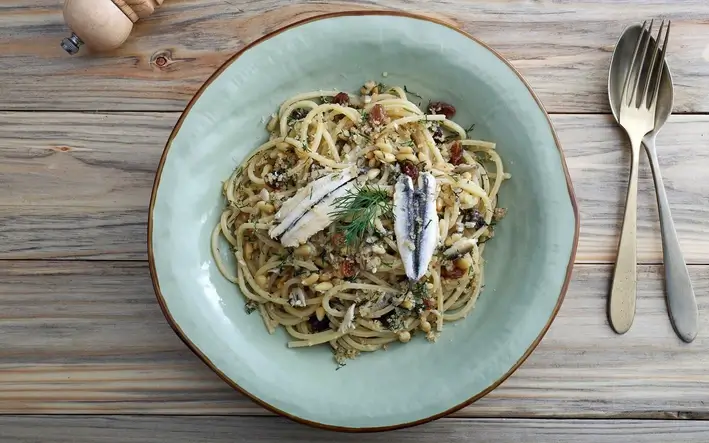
[622,21,648,107]
[629,19,654,106]
[649,20,670,110]
[641,20,665,108]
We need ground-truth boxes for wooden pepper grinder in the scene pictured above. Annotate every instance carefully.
[61,0,165,54]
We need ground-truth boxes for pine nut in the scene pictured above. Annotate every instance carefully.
[294,243,315,258]
[313,282,334,292]
[398,331,411,343]
[382,152,396,163]
[396,153,419,163]
[301,273,319,286]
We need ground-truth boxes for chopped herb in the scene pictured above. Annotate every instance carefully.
[405,139,415,147]
[403,85,423,99]
[320,96,333,104]
[277,249,295,272]
[329,185,393,248]
[336,363,346,371]
[382,307,409,331]
[244,300,258,314]
[359,109,369,121]
[465,123,476,136]
[412,281,428,302]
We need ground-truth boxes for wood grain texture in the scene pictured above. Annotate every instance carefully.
[1,260,709,418]
[2,0,709,112]
[2,112,708,263]
[2,416,709,442]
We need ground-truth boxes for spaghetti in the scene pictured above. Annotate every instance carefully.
[211,81,508,365]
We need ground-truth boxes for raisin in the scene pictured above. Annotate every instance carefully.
[399,160,419,181]
[441,266,465,279]
[332,233,345,247]
[333,92,350,105]
[428,101,456,119]
[369,104,387,125]
[340,258,357,278]
[308,315,330,333]
[423,297,436,310]
[450,140,463,165]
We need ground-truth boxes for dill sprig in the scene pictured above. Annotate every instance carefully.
[465,123,476,136]
[329,185,392,247]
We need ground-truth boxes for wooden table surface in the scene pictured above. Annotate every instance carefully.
[2,0,709,441]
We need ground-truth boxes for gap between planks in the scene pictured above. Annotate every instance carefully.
[1,113,709,263]
[2,416,709,442]
[0,261,708,418]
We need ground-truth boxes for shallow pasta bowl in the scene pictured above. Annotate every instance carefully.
[148,10,579,431]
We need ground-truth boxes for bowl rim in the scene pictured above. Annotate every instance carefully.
[147,9,580,433]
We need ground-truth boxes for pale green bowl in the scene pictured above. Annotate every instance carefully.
[149,11,579,431]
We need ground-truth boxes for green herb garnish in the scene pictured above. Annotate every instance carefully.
[465,123,476,136]
[329,185,392,247]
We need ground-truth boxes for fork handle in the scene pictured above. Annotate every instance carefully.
[644,136,698,342]
[609,136,641,334]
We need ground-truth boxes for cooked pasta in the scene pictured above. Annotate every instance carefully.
[211,80,508,365]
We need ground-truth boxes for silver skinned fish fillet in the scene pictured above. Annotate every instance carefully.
[269,167,357,247]
[393,172,438,281]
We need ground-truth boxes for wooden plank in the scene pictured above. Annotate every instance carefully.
[1,1,709,112]
[2,112,708,263]
[1,260,708,418]
[2,416,709,442]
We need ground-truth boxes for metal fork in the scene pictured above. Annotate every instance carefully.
[609,20,670,334]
